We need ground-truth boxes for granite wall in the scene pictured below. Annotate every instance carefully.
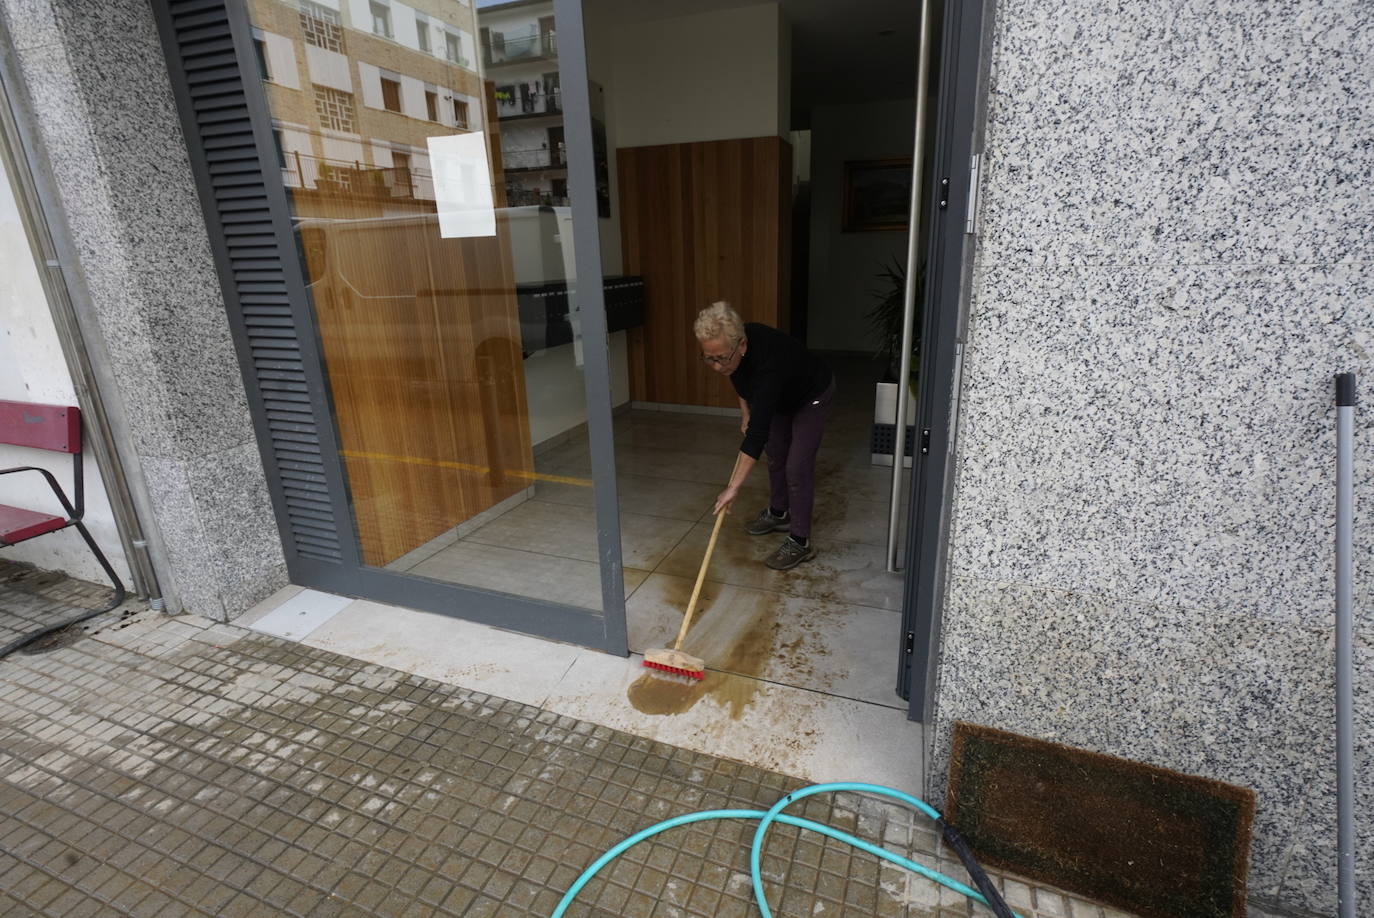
[0,0,287,618]
[929,1,1372,914]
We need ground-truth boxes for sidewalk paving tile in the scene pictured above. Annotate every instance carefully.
[0,562,1134,917]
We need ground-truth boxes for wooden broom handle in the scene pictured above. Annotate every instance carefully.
[673,453,742,651]
[674,507,726,651]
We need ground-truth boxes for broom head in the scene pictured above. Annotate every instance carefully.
[642,647,705,680]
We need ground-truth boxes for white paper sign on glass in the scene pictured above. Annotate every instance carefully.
[426,132,495,238]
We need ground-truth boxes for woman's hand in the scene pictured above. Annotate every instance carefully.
[714,485,739,516]
[740,411,749,434]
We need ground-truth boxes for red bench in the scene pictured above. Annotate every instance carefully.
[1,400,125,656]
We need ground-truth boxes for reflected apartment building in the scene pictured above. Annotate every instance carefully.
[250,0,564,212]
[252,0,483,213]
[479,0,567,207]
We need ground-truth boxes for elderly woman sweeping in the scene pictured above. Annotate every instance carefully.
[695,301,835,570]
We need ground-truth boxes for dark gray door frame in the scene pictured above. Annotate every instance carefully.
[151,0,626,652]
[554,0,627,655]
[899,0,991,720]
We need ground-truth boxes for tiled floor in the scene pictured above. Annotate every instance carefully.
[0,563,1154,918]
[240,589,923,797]
[386,355,909,699]
[238,357,924,796]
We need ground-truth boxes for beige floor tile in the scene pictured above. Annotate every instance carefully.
[410,540,649,610]
[551,443,741,486]
[533,440,590,473]
[247,589,351,641]
[613,415,744,455]
[814,457,900,504]
[533,473,722,522]
[234,584,304,627]
[545,649,925,796]
[300,600,583,709]
[657,521,906,612]
[462,500,694,570]
[626,573,904,708]
[812,494,905,547]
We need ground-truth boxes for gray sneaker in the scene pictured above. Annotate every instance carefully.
[765,536,815,570]
[746,507,790,536]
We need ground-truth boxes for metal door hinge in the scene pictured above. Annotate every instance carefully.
[904,632,915,655]
[920,429,931,455]
[964,152,983,235]
[938,177,949,209]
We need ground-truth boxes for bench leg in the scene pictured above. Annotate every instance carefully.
[69,519,127,613]
[0,521,128,661]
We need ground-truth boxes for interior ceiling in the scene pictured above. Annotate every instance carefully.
[584,0,921,130]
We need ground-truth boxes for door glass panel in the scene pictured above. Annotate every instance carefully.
[581,0,915,701]
[247,0,608,611]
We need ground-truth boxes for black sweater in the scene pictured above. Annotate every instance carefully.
[730,323,832,459]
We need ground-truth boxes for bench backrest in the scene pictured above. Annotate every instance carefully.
[0,400,81,453]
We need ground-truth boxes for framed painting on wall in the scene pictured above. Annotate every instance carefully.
[841,158,913,232]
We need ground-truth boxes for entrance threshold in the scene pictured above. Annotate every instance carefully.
[240,585,924,795]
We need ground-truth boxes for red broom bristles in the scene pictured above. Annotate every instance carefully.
[643,659,705,679]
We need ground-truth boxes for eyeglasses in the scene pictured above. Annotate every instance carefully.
[701,339,741,367]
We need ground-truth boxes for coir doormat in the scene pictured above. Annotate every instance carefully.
[946,722,1254,918]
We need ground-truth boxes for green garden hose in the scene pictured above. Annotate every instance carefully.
[551,781,1019,918]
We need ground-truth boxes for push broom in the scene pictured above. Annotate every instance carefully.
[642,506,726,680]
[643,454,740,680]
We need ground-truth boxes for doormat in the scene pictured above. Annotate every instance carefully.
[945,722,1254,918]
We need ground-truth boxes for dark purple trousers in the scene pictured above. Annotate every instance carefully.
[764,379,835,539]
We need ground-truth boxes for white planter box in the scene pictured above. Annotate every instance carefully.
[872,381,917,425]
[872,381,917,468]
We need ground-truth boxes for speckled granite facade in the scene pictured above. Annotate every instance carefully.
[0,0,286,618]
[930,1,1372,914]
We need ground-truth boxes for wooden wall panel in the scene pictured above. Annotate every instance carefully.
[298,194,533,567]
[618,136,792,408]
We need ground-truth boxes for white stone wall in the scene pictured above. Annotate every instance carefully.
[931,1,1372,914]
[598,3,788,148]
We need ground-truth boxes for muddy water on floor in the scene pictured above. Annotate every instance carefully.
[629,574,778,716]
[629,574,819,719]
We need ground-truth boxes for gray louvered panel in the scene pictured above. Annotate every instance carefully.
[231,246,281,260]
[197,108,251,127]
[160,0,342,564]
[235,267,286,281]
[180,42,236,62]
[246,325,298,339]
[184,64,243,86]
[204,141,258,158]
[207,155,261,173]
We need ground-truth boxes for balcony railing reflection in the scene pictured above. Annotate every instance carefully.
[496,87,561,119]
[503,146,567,171]
[282,151,433,200]
[484,30,556,65]
[505,188,569,207]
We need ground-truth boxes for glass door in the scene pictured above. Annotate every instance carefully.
[241,0,623,648]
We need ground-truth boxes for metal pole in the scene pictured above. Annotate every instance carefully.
[887,0,935,572]
[1334,372,1356,918]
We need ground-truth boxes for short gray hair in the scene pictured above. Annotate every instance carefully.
[693,301,744,343]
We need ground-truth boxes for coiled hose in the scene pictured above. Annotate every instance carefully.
[551,781,1018,918]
